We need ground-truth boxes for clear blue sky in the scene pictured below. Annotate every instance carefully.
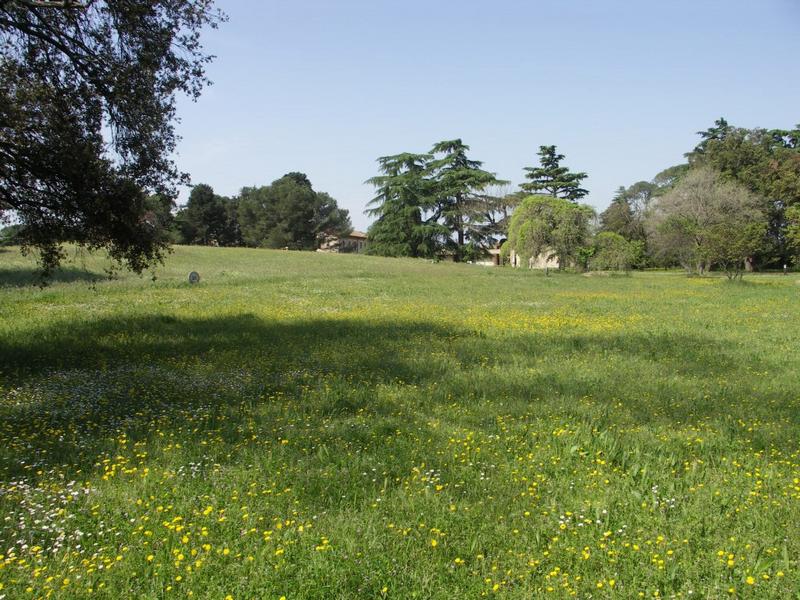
[174,0,800,230]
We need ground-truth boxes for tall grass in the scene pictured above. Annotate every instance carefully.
[0,246,798,598]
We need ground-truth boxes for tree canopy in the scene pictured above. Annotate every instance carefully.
[237,173,351,250]
[685,119,800,266]
[427,139,504,259]
[590,231,643,272]
[0,0,224,275]
[366,153,445,258]
[505,195,594,269]
[175,184,241,247]
[521,146,588,201]
[647,167,766,278]
[366,142,503,260]
[599,118,799,275]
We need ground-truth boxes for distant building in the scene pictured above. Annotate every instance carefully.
[318,230,368,253]
[509,248,560,269]
[473,247,502,267]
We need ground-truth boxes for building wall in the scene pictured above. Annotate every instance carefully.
[338,237,367,253]
[509,249,560,269]
[318,235,368,253]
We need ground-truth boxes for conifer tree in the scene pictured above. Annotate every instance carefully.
[428,139,504,259]
[521,145,588,202]
[366,153,447,258]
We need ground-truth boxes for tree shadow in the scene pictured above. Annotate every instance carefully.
[0,265,105,287]
[490,329,739,377]
[0,313,779,487]
[0,316,456,480]
[0,314,454,381]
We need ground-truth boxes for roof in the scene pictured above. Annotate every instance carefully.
[346,230,368,239]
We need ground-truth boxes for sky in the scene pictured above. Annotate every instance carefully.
[173,0,800,231]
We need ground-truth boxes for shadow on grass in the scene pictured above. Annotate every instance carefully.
[0,316,456,478]
[0,314,455,382]
[0,313,777,485]
[0,265,105,287]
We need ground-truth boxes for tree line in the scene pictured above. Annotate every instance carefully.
[597,118,800,277]
[364,120,800,278]
[365,141,588,261]
[145,173,352,250]
[3,4,799,279]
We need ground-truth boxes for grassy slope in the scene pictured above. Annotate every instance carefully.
[0,246,799,599]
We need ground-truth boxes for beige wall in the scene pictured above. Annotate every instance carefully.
[509,249,560,269]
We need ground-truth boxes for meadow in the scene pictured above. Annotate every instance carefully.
[0,246,798,599]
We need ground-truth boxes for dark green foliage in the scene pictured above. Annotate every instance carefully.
[784,205,800,264]
[366,143,505,260]
[366,153,447,258]
[686,119,800,266]
[314,192,353,241]
[521,145,588,201]
[0,0,224,276]
[476,189,526,240]
[605,164,694,269]
[238,173,351,250]
[142,194,179,244]
[652,164,689,192]
[692,117,733,155]
[219,196,244,247]
[600,189,641,241]
[599,182,657,265]
[427,139,505,260]
[704,221,767,280]
[176,184,227,245]
[688,124,800,208]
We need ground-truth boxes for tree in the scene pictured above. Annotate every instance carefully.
[786,205,800,264]
[218,195,243,247]
[366,153,447,258]
[599,181,657,263]
[506,195,594,269]
[0,1,224,275]
[309,191,348,243]
[590,232,642,272]
[646,168,766,277]
[0,224,23,246]
[142,193,179,244]
[687,120,800,267]
[237,173,350,250]
[703,221,767,280]
[600,188,641,241]
[652,164,689,195]
[521,145,588,201]
[177,184,227,245]
[463,184,525,252]
[692,117,733,155]
[427,139,504,260]
[604,165,692,268]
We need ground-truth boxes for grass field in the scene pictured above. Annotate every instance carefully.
[1,246,799,599]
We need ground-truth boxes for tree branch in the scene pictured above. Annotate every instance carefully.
[8,0,87,8]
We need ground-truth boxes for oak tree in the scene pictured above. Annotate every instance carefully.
[0,0,224,275]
